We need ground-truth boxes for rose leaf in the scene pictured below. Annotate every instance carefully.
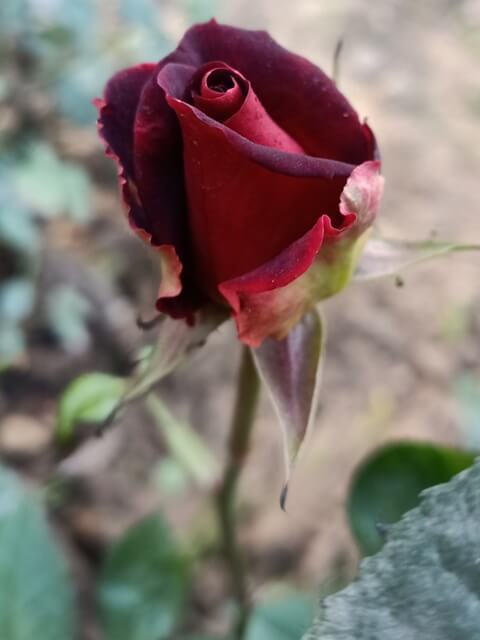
[304,458,480,640]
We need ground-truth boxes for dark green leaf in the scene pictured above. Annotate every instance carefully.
[56,372,126,442]
[306,458,480,640]
[98,514,189,640]
[0,465,75,640]
[348,441,474,555]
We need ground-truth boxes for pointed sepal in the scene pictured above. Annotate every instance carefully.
[252,308,325,507]
[355,236,480,280]
[100,308,225,430]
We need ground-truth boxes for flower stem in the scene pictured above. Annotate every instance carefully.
[216,346,260,639]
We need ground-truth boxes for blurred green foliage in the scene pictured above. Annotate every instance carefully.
[0,465,76,640]
[56,371,127,441]
[0,142,92,364]
[0,0,217,366]
[0,462,315,639]
[98,514,190,640]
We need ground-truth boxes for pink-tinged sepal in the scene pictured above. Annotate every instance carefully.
[252,309,324,508]
[339,160,384,236]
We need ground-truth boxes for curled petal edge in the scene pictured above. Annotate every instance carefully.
[219,214,351,347]
[340,160,384,234]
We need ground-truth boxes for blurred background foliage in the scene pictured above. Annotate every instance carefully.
[0,0,217,366]
[1,0,480,638]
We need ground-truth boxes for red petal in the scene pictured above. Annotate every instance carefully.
[166,94,353,296]
[219,215,338,347]
[191,61,303,154]
[166,20,375,163]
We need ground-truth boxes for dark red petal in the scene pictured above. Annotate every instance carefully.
[96,63,201,320]
[219,215,341,347]
[223,79,303,154]
[133,62,194,247]
[96,63,155,179]
[192,62,246,121]
[132,62,204,319]
[95,63,163,242]
[165,20,375,163]
[166,94,353,295]
[191,61,303,153]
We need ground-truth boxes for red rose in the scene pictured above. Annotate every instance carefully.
[95,20,383,347]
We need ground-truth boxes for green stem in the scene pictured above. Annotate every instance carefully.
[216,347,260,640]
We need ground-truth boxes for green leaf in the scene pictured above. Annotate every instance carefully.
[0,323,25,366]
[253,309,325,508]
[0,278,35,321]
[348,441,475,556]
[0,203,39,255]
[305,458,480,640]
[56,372,126,442]
[354,236,480,280]
[0,465,75,640]
[45,285,92,351]
[13,143,91,222]
[98,514,189,640]
[247,593,315,640]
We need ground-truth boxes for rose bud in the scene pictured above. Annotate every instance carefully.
[95,20,383,347]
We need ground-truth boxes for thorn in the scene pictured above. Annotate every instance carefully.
[280,483,289,512]
[136,313,163,330]
[375,521,392,541]
[332,37,344,85]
